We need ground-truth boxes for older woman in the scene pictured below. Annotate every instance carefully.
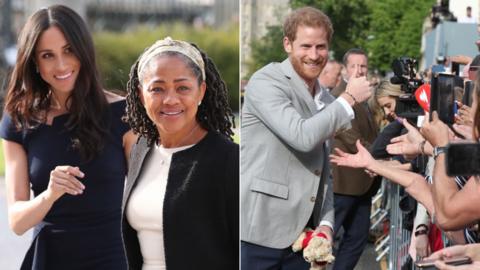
[121,37,238,270]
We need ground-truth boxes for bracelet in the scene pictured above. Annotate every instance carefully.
[344,91,357,104]
[418,140,426,155]
[415,229,428,237]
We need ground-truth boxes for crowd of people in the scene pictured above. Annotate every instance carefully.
[241,5,480,270]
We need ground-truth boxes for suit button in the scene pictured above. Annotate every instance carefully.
[314,169,321,176]
[310,196,316,202]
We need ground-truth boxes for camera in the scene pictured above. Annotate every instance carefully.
[390,57,424,119]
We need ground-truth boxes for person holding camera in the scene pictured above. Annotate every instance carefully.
[328,48,380,270]
[241,7,371,269]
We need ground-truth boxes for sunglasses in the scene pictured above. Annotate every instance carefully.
[469,66,480,71]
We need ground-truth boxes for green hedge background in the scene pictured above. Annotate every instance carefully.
[94,23,240,111]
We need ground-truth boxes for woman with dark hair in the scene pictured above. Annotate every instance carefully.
[0,5,136,269]
[122,37,238,270]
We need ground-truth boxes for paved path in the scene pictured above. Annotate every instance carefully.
[0,177,31,270]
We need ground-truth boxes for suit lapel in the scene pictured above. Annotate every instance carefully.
[122,137,151,209]
[280,59,318,116]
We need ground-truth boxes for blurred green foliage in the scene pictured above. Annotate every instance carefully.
[245,25,286,78]
[94,23,239,111]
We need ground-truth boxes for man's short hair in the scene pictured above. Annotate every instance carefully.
[467,6,472,11]
[283,7,333,43]
[342,48,367,65]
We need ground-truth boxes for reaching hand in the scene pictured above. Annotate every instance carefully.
[386,135,420,156]
[420,112,450,147]
[330,140,374,169]
[400,118,425,144]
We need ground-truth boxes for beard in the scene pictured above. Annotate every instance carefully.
[290,55,326,86]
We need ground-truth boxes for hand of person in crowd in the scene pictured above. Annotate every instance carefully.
[415,233,431,260]
[448,55,472,65]
[434,260,480,270]
[420,112,451,147]
[455,101,473,126]
[45,165,85,202]
[428,244,480,262]
[343,65,371,104]
[330,140,373,169]
[452,123,474,141]
[387,118,428,157]
[428,244,480,270]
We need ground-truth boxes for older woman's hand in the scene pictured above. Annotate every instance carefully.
[420,112,450,147]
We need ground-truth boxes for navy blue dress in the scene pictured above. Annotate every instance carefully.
[0,100,129,270]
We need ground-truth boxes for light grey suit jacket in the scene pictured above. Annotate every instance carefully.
[240,58,352,249]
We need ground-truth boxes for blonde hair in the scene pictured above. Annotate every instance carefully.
[368,80,403,128]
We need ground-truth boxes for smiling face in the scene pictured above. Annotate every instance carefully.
[139,54,206,141]
[35,26,80,100]
[284,25,329,89]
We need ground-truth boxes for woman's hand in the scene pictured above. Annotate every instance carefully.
[420,112,450,147]
[330,140,374,169]
[387,118,426,157]
[45,166,85,202]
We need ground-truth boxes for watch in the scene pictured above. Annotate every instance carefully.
[433,146,447,160]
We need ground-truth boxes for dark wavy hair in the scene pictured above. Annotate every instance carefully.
[4,5,109,161]
[125,43,235,146]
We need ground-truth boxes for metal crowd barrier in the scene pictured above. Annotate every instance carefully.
[372,179,414,270]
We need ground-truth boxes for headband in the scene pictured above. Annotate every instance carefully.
[137,36,205,80]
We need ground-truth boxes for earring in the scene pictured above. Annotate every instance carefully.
[198,100,202,106]
[35,65,39,73]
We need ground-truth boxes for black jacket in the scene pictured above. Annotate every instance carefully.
[121,132,239,270]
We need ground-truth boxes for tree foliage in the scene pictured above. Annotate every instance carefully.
[245,25,285,78]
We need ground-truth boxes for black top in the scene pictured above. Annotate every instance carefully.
[122,132,239,270]
[0,100,130,270]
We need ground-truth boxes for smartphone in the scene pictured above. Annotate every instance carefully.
[430,73,463,125]
[446,143,480,176]
[415,256,472,269]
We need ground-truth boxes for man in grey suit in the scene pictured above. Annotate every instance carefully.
[241,7,372,269]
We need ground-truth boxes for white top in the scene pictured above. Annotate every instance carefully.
[126,144,193,270]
